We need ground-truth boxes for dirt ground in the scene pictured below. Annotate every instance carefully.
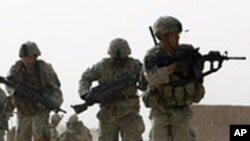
[192,105,250,141]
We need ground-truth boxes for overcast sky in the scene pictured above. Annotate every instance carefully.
[1,0,250,139]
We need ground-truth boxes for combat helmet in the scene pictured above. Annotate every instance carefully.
[19,41,41,57]
[108,38,131,59]
[153,16,182,40]
[67,114,78,124]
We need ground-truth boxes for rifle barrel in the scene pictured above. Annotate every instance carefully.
[57,108,67,113]
[227,56,246,60]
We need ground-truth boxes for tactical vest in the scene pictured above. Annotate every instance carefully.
[147,44,205,107]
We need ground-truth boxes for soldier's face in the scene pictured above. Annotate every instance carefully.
[21,55,37,69]
[168,32,179,47]
[162,32,180,51]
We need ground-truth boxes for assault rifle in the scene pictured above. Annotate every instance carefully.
[145,48,246,77]
[71,75,137,114]
[147,26,246,86]
[0,76,66,113]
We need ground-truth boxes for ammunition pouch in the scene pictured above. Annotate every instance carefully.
[149,81,205,107]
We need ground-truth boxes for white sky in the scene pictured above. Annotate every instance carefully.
[1,0,250,139]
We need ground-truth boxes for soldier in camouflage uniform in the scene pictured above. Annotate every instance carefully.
[6,41,63,141]
[49,113,63,141]
[60,114,92,141]
[143,16,205,141]
[78,38,145,141]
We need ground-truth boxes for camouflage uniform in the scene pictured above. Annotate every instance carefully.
[78,38,145,141]
[0,88,7,141]
[143,16,205,141]
[0,130,3,141]
[6,126,16,141]
[60,114,92,141]
[60,131,78,141]
[6,41,63,141]
[49,113,63,141]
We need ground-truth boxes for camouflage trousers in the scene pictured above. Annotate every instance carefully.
[97,109,145,141]
[0,130,4,141]
[59,129,92,141]
[16,110,50,141]
[59,130,78,141]
[150,106,195,141]
[6,126,16,141]
[49,127,60,141]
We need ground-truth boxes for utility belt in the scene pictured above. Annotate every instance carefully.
[114,94,138,103]
[102,94,139,105]
[100,95,140,116]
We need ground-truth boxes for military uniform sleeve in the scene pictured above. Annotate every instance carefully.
[0,87,14,124]
[0,88,6,100]
[143,52,170,86]
[133,59,148,91]
[78,62,101,98]
[45,64,61,89]
[39,61,63,108]
[6,61,23,96]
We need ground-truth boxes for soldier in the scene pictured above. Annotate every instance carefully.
[60,114,92,141]
[78,38,145,141]
[142,16,205,141]
[49,113,63,141]
[6,41,63,141]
